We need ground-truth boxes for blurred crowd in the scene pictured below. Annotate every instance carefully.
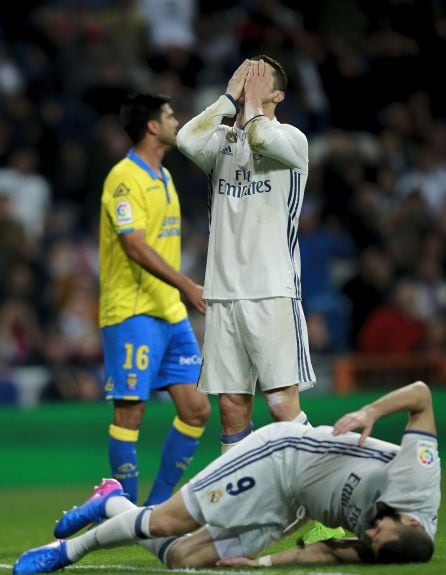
[1,0,446,404]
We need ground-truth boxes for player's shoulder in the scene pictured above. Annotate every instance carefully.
[278,121,308,144]
[103,158,139,197]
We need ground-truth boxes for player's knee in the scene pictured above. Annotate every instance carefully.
[113,400,146,429]
[180,397,211,427]
[193,397,211,425]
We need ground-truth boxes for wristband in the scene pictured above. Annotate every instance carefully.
[257,555,272,566]
[224,93,240,114]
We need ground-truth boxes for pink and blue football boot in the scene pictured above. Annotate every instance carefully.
[54,478,125,538]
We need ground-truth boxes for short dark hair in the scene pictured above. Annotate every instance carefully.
[120,93,170,144]
[376,524,434,564]
[250,54,288,91]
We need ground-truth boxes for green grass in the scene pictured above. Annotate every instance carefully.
[1,479,445,575]
[1,389,445,574]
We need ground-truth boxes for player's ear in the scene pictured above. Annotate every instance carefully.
[405,516,421,528]
[147,119,159,136]
[272,91,285,104]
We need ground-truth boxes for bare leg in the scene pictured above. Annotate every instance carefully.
[167,526,220,568]
[218,393,254,452]
[264,385,301,421]
[219,393,253,433]
[169,383,211,427]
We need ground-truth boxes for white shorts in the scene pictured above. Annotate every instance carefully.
[198,298,316,394]
[181,421,310,557]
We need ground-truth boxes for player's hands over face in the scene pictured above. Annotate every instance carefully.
[216,557,258,567]
[181,278,207,315]
[244,59,278,104]
[226,59,251,101]
[332,407,376,447]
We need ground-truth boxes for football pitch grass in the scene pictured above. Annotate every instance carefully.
[1,388,445,575]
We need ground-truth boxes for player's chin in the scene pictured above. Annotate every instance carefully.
[164,136,177,148]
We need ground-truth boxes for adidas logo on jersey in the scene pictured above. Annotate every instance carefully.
[219,145,233,156]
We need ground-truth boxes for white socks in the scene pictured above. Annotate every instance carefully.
[105,494,135,517]
[65,508,152,562]
[139,535,181,564]
[293,410,312,427]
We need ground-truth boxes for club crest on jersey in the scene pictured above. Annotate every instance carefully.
[226,131,237,143]
[417,440,436,466]
[207,488,224,503]
[113,183,130,197]
[116,200,133,225]
[219,145,233,156]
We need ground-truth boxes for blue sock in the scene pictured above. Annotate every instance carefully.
[144,417,204,506]
[108,424,139,503]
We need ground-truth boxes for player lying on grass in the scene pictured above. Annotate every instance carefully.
[14,381,440,574]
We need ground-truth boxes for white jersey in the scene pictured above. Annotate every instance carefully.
[177,95,309,300]
[184,423,440,556]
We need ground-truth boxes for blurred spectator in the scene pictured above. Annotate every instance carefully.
[299,200,356,351]
[0,42,25,97]
[0,147,51,241]
[396,143,446,212]
[413,256,446,320]
[342,246,394,348]
[357,279,425,354]
[0,298,44,367]
[1,0,446,402]
[137,0,204,88]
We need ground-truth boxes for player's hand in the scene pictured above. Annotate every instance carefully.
[226,59,251,101]
[332,407,376,447]
[216,556,258,567]
[244,59,279,104]
[180,278,207,315]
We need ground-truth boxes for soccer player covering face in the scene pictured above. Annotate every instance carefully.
[13,382,440,574]
[177,57,316,452]
[95,93,210,507]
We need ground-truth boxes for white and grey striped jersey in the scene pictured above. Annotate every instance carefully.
[177,95,309,300]
[186,423,440,557]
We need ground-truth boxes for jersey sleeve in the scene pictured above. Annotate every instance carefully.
[177,95,238,174]
[377,431,441,540]
[103,175,147,234]
[245,117,308,171]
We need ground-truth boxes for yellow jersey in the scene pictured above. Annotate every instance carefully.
[99,149,187,327]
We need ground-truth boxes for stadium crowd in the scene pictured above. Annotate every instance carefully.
[1,0,446,404]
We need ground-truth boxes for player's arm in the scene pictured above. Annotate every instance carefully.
[176,96,238,173]
[332,381,436,446]
[245,118,308,169]
[177,60,251,172]
[120,229,206,314]
[217,539,368,567]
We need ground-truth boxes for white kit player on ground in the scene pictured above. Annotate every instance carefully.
[14,381,440,574]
